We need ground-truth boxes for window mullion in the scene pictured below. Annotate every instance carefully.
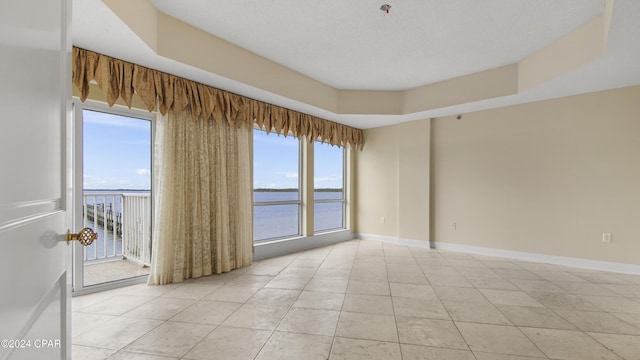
[301,136,313,236]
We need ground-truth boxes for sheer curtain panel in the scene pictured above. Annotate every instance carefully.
[149,108,252,285]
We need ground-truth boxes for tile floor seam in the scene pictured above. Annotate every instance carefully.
[512,324,554,359]
[324,244,355,358]
[545,301,640,336]
[250,328,276,360]
[584,331,629,360]
[434,292,473,353]
[72,315,165,353]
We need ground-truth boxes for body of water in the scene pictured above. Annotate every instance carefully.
[254,191,344,241]
[82,190,343,250]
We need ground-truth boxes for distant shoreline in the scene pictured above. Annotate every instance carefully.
[84,189,150,192]
[254,188,342,192]
[85,188,341,192]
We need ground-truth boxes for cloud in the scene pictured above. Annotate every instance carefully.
[83,111,150,129]
[314,176,342,183]
[136,168,151,176]
[274,171,299,179]
[83,174,149,190]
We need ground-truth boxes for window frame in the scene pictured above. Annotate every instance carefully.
[72,99,155,295]
[252,128,303,242]
[313,142,346,234]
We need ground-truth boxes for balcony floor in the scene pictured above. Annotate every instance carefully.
[84,259,150,286]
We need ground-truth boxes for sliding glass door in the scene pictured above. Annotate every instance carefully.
[72,102,154,293]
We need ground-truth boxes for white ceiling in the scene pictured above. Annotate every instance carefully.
[72,0,640,129]
[150,0,603,91]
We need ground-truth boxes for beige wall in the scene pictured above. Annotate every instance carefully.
[432,85,640,265]
[355,119,430,243]
[356,85,640,266]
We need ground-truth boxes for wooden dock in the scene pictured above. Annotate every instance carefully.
[85,203,122,236]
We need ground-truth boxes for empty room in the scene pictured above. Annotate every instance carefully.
[2,1,640,359]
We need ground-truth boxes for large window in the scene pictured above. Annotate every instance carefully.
[253,129,301,241]
[314,142,345,233]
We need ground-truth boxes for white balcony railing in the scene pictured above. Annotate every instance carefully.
[122,194,151,266]
[83,192,151,266]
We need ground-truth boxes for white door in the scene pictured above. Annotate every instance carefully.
[0,0,72,359]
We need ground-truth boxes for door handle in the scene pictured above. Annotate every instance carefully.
[66,227,98,246]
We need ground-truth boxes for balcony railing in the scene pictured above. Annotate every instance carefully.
[83,192,151,266]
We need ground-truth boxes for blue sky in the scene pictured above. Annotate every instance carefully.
[253,129,343,189]
[83,110,151,190]
[83,110,343,190]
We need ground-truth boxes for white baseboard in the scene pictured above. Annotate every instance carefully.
[356,233,432,249]
[354,233,398,244]
[355,233,640,275]
[433,241,640,275]
[254,230,354,260]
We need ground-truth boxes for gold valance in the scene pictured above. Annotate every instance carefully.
[72,47,364,149]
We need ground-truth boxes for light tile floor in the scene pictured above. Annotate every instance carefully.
[72,239,640,360]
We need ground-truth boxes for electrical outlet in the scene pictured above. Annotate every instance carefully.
[380,217,385,224]
[450,222,456,230]
[602,233,612,243]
